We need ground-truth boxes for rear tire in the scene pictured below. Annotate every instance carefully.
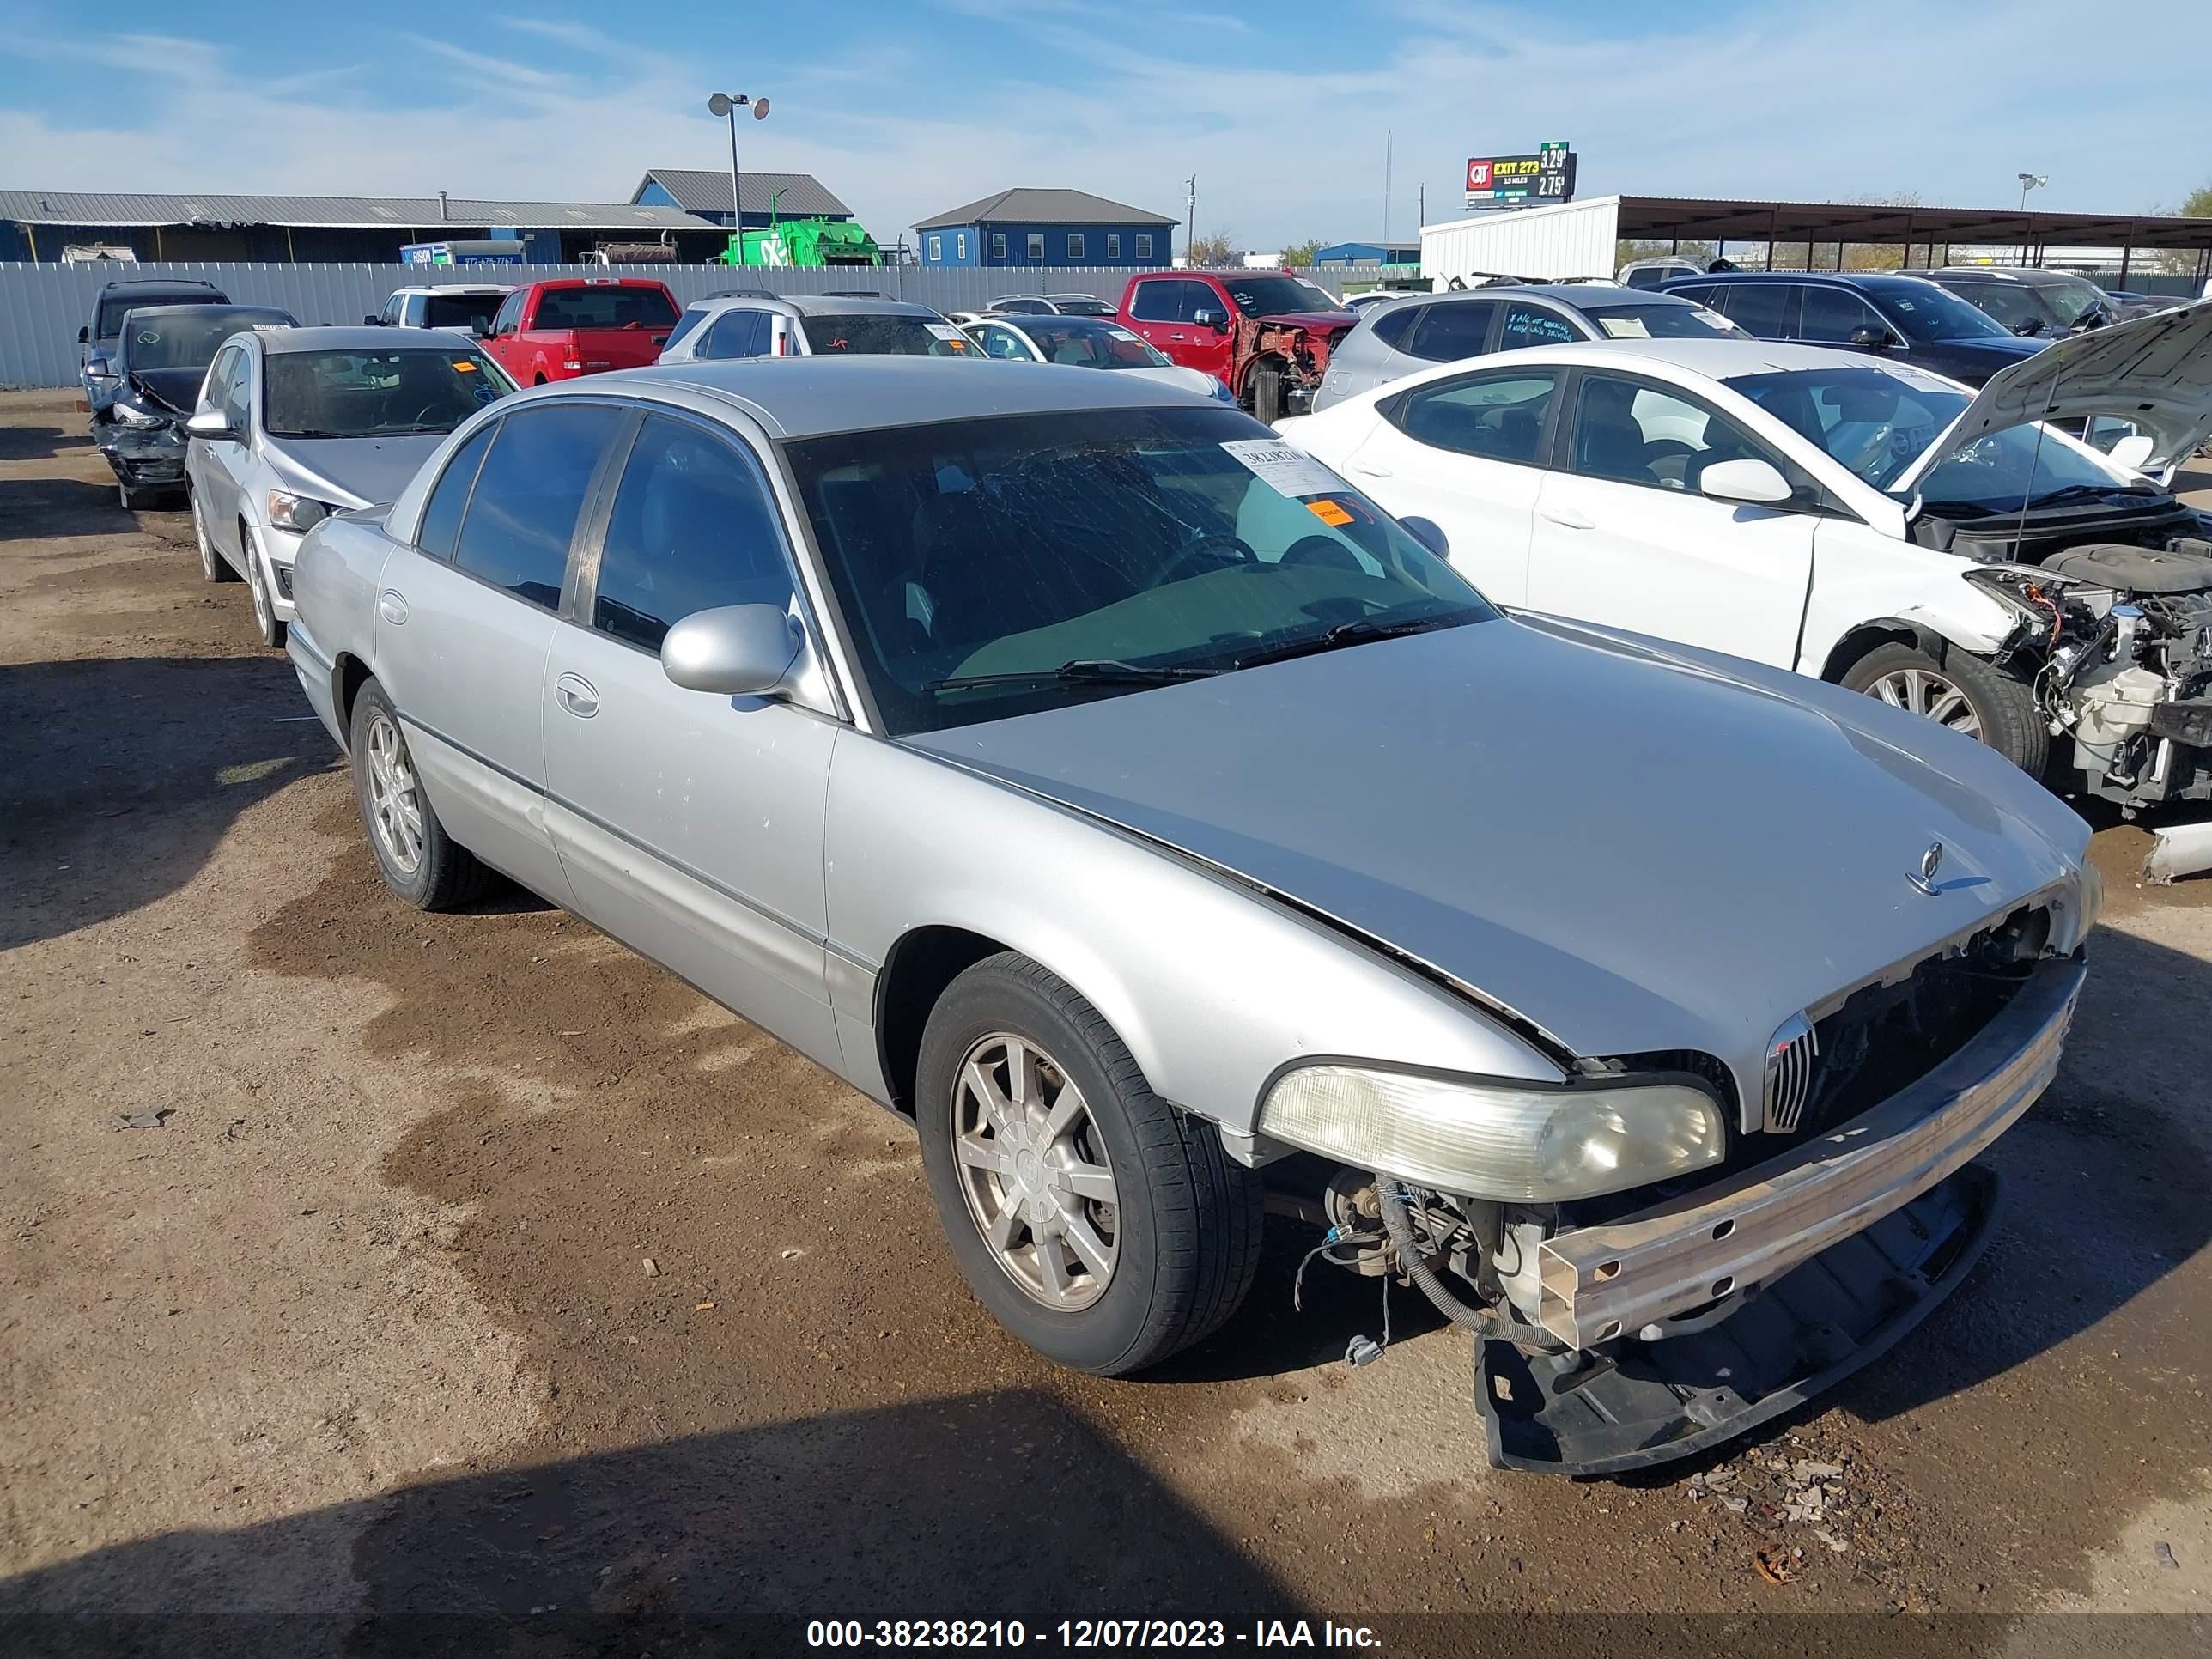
[1841,641,2048,777]
[349,678,495,912]
[1249,363,1285,426]
[915,951,1262,1376]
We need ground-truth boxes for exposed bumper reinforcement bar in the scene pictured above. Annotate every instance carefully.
[1532,957,2082,1352]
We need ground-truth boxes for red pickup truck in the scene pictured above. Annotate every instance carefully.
[1118,270,1358,422]
[480,278,678,384]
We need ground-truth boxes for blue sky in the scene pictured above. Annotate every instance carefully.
[3,1,2207,248]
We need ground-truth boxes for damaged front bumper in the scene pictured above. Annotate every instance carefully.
[96,422,187,486]
[1479,955,2081,1474]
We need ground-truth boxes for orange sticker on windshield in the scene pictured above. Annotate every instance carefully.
[451,359,478,372]
[1306,499,1353,526]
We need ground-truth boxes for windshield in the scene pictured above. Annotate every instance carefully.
[1583,302,1739,340]
[2038,276,2112,326]
[799,314,975,356]
[98,290,222,337]
[422,291,507,331]
[1868,283,2013,342]
[1023,319,1170,368]
[121,309,292,371]
[264,348,514,439]
[531,286,677,330]
[785,407,1492,734]
[1223,276,1339,317]
[1725,367,1968,490]
[1952,283,2055,332]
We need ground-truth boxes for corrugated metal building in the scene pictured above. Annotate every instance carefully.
[629,169,855,232]
[0,190,725,265]
[1419,197,1624,286]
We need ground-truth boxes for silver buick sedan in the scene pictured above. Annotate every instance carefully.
[286,358,2097,1473]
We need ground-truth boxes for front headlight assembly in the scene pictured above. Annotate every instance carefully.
[1257,1062,1727,1201]
[110,400,164,427]
[267,490,335,532]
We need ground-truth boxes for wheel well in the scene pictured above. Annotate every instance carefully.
[873,926,1010,1117]
[1820,622,1939,683]
[334,653,374,743]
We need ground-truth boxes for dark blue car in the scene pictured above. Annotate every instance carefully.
[1660,270,2046,387]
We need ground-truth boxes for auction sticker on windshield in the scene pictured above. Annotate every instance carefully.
[1220,438,1342,498]
[926,324,971,347]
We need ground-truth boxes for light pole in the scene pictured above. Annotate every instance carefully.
[708,91,771,263]
[1184,175,1197,266]
[2016,172,2047,212]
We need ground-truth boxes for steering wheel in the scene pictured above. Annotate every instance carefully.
[399,403,447,428]
[1279,533,1364,571]
[1147,532,1256,587]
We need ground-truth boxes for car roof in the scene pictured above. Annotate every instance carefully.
[115,302,289,320]
[605,356,1218,438]
[1404,337,1905,380]
[96,277,222,293]
[1906,266,2073,285]
[1413,282,1699,309]
[253,325,479,355]
[681,292,944,319]
[392,283,514,295]
[1674,270,1947,295]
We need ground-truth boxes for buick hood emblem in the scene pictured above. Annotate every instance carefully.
[1907,840,1945,896]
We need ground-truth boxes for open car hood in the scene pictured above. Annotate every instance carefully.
[1899,299,2212,485]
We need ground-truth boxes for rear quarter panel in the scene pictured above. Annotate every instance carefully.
[287,514,398,752]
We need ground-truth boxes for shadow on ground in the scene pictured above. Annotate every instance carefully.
[0,654,334,950]
[0,422,87,465]
[0,1389,1300,1656]
[0,475,132,542]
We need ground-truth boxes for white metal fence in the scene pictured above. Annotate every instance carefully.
[0,261,1347,389]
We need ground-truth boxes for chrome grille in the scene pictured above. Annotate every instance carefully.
[1763,1013,1819,1133]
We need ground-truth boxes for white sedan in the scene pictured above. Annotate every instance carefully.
[960,313,1237,403]
[1280,313,2212,817]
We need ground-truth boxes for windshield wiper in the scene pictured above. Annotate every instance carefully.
[925,659,1221,694]
[1231,606,1485,671]
[2024,482,2159,508]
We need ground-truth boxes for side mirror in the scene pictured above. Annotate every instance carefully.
[1193,307,1224,331]
[1399,515,1449,558]
[85,353,112,377]
[78,325,90,345]
[362,314,380,325]
[2108,434,2157,472]
[1698,457,1796,507]
[185,410,240,443]
[661,604,800,697]
[1849,325,1896,349]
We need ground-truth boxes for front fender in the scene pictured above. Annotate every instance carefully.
[823,732,1564,1129]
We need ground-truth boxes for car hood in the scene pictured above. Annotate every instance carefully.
[123,367,209,415]
[263,434,452,511]
[1124,364,1229,398]
[1903,300,2212,483]
[905,618,2084,1083]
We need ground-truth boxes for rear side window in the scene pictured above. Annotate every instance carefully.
[1720,283,1799,338]
[453,404,623,608]
[1799,287,1887,343]
[415,423,496,562]
[530,286,677,331]
[1406,301,1495,363]
[1390,370,1558,465]
[700,308,769,360]
[1667,284,1718,307]
[1370,305,1419,349]
[665,306,713,352]
[591,416,796,653]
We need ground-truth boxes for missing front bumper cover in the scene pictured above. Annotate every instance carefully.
[1477,1162,1997,1475]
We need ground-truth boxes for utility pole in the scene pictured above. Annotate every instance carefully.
[1184,175,1197,264]
[1419,183,1425,228]
[1382,130,1392,250]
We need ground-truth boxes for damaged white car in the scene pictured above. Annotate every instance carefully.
[1281,304,2212,868]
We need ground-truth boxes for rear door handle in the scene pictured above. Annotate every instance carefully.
[378,590,408,624]
[554,672,599,719]
[1539,506,1595,530]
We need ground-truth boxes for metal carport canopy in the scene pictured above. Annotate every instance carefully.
[1613,194,2212,254]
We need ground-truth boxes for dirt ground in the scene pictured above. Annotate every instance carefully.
[3,389,2209,1656]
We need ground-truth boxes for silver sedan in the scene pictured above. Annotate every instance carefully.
[284,358,2097,1472]
[185,325,515,647]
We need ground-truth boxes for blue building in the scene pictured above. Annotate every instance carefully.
[629,169,855,234]
[913,188,1177,269]
[1314,240,1422,269]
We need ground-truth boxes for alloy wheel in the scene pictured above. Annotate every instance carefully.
[248,552,274,636]
[1866,667,1981,739]
[363,710,425,874]
[951,1032,1120,1310]
[193,498,218,579]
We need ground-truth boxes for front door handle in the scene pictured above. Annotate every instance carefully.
[1348,462,1392,478]
[1538,506,1595,531]
[378,590,408,624]
[1167,332,1187,342]
[554,672,599,719]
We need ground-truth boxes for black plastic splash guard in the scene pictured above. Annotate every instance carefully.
[1475,1164,1998,1476]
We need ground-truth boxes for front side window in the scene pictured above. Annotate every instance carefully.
[786,406,1491,734]
[201,346,239,415]
[1498,303,1577,349]
[798,313,972,356]
[1390,370,1556,465]
[421,291,507,333]
[222,351,252,426]
[416,422,496,562]
[1570,374,1765,491]
[453,404,623,608]
[1067,233,1085,260]
[1127,280,1183,323]
[262,349,513,439]
[1026,233,1045,261]
[487,291,524,337]
[592,416,795,653]
[1405,301,1496,363]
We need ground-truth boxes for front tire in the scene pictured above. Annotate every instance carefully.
[1249,363,1285,426]
[193,495,238,583]
[349,679,495,911]
[1842,641,2049,776]
[242,526,286,650]
[915,952,1261,1376]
